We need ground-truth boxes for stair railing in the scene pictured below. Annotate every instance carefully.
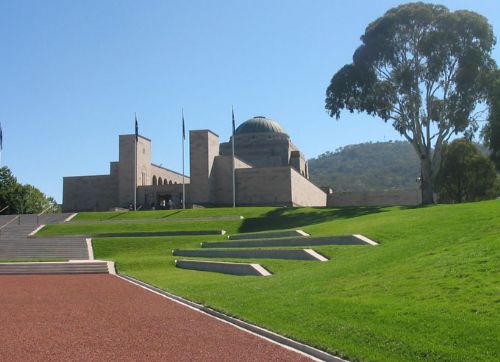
[37,205,55,225]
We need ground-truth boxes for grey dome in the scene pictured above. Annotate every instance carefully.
[235,116,287,135]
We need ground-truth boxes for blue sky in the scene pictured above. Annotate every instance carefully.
[1,0,499,202]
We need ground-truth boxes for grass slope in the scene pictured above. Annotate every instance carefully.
[45,201,499,361]
[71,207,276,221]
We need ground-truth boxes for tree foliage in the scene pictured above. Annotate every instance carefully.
[0,166,58,214]
[483,69,500,170]
[325,2,497,204]
[435,139,498,203]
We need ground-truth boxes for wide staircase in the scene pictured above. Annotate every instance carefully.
[0,213,113,275]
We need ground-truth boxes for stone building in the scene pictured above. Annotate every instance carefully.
[62,116,327,211]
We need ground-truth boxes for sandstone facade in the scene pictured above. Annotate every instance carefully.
[62,116,327,211]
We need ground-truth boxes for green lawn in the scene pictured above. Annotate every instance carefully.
[45,201,500,361]
[71,207,277,221]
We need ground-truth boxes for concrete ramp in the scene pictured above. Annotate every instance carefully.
[172,248,328,261]
[175,259,271,276]
[228,230,309,240]
[202,234,378,248]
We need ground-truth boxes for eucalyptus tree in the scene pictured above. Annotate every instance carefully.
[483,69,500,170]
[325,2,497,203]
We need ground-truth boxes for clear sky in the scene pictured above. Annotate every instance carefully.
[1,0,499,202]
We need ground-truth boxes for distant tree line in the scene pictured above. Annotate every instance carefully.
[0,166,58,214]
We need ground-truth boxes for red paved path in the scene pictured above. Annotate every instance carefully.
[0,275,311,361]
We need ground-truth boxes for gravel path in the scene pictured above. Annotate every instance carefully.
[0,275,312,361]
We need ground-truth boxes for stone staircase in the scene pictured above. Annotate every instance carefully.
[0,236,89,259]
[0,261,112,275]
[0,213,114,275]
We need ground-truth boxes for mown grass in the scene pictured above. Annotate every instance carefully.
[38,219,243,236]
[72,207,277,221]
[48,201,500,361]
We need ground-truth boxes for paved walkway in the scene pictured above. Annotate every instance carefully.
[0,274,312,361]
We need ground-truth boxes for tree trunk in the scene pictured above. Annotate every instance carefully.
[421,156,434,204]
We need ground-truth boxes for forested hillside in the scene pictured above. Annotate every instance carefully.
[308,141,420,191]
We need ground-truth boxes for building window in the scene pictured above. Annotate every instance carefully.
[158,177,163,185]
[152,175,157,185]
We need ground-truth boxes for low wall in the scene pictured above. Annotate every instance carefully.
[327,189,421,207]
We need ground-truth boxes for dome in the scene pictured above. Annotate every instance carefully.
[235,116,287,135]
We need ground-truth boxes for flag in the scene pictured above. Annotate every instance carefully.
[232,106,235,135]
[0,121,3,151]
[135,113,138,141]
[182,109,185,140]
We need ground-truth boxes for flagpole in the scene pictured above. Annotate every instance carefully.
[134,113,138,211]
[182,109,186,209]
[231,107,236,208]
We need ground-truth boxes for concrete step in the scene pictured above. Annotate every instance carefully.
[175,259,271,276]
[172,248,328,261]
[201,234,379,248]
[0,261,111,275]
[0,254,88,260]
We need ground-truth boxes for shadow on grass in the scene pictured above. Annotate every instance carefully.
[239,206,385,232]
[106,211,129,221]
[161,210,182,218]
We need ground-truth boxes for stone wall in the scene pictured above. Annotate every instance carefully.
[220,133,291,168]
[327,189,421,207]
[62,175,117,212]
[290,150,308,178]
[290,168,327,207]
[137,184,186,209]
[151,164,188,186]
[189,130,220,204]
[118,135,152,208]
[213,155,252,205]
[235,167,293,206]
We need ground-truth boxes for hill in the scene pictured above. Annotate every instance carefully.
[308,141,420,191]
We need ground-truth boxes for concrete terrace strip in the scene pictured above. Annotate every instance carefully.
[69,215,244,224]
[228,229,309,240]
[202,235,378,248]
[172,248,329,261]
[0,274,316,361]
[175,259,272,276]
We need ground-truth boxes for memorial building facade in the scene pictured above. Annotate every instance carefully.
[62,116,327,211]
